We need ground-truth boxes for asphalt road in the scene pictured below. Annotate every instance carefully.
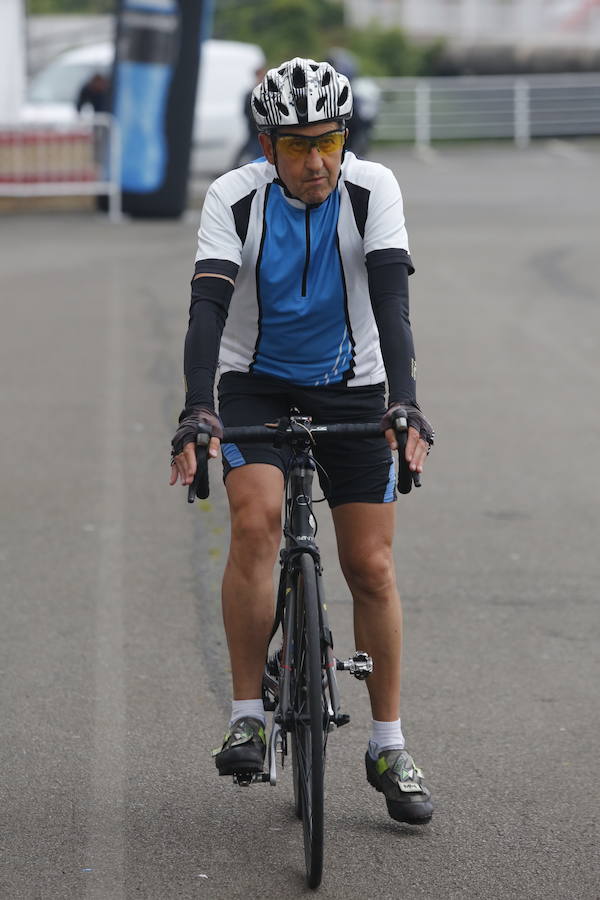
[1,141,599,899]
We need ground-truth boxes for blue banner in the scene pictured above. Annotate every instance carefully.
[113,0,206,217]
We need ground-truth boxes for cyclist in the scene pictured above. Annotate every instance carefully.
[170,58,434,825]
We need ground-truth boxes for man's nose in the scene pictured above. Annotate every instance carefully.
[305,146,323,170]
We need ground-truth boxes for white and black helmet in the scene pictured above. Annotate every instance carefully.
[251,57,353,131]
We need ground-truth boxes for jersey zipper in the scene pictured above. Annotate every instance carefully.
[301,208,311,297]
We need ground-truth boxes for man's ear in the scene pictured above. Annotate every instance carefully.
[259,132,275,164]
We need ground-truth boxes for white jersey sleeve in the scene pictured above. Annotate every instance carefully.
[362,165,410,257]
[195,180,242,266]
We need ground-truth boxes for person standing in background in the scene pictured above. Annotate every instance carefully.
[234,66,266,166]
[76,72,111,114]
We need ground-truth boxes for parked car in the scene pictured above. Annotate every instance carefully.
[21,39,265,176]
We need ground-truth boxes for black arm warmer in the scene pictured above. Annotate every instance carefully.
[366,248,417,405]
[183,259,238,410]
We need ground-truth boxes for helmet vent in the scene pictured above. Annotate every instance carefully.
[321,71,331,86]
[338,85,349,106]
[267,77,279,93]
[295,94,307,115]
[292,65,306,88]
[316,96,326,111]
[276,102,289,115]
[253,98,268,117]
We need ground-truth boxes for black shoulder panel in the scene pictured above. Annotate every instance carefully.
[231,189,257,246]
[194,258,239,279]
[344,180,370,239]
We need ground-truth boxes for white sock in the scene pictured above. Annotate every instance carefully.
[368,718,405,758]
[230,699,265,726]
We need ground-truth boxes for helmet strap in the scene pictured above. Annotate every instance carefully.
[270,138,299,202]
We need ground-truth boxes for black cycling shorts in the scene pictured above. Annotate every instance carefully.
[217,371,396,508]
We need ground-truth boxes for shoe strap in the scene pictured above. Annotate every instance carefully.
[212,718,266,756]
[377,750,423,782]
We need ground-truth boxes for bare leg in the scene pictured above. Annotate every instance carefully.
[222,464,284,700]
[332,503,401,721]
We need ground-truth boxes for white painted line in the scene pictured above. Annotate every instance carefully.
[85,268,126,899]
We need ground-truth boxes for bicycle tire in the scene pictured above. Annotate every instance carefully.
[290,555,322,821]
[290,553,326,889]
[291,734,303,820]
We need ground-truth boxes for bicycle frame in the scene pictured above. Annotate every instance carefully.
[206,415,380,787]
[190,411,413,885]
[266,437,345,744]
[189,411,412,890]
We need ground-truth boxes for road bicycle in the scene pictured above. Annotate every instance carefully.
[189,409,418,889]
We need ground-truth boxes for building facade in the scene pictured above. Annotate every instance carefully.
[343,0,600,45]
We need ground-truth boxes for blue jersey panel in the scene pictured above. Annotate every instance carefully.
[254,186,353,385]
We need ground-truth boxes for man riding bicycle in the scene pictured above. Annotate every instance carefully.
[170,57,434,825]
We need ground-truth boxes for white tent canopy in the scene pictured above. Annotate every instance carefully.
[0,0,26,120]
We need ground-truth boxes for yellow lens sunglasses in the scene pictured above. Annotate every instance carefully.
[275,128,346,159]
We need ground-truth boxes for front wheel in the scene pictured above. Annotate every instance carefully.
[290,553,326,889]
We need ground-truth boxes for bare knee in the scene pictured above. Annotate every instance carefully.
[225,465,283,573]
[228,501,282,572]
[339,546,397,602]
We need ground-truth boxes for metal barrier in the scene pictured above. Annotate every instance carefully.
[0,113,121,221]
[372,73,600,147]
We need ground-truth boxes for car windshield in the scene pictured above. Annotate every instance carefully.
[28,62,110,104]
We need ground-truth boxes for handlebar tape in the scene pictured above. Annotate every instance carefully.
[389,408,421,494]
[188,429,211,503]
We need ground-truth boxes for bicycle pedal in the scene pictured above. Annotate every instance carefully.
[336,651,373,680]
[231,771,269,786]
[333,713,350,728]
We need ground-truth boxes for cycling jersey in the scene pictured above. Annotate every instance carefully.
[185,150,417,410]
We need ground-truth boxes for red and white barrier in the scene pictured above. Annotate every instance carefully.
[0,114,121,221]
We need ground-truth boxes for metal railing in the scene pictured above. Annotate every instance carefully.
[372,73,600,147]
[0,113,121,221]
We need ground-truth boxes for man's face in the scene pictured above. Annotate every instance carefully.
[259,121,346,205]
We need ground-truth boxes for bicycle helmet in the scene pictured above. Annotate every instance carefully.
[251,57,353,131]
